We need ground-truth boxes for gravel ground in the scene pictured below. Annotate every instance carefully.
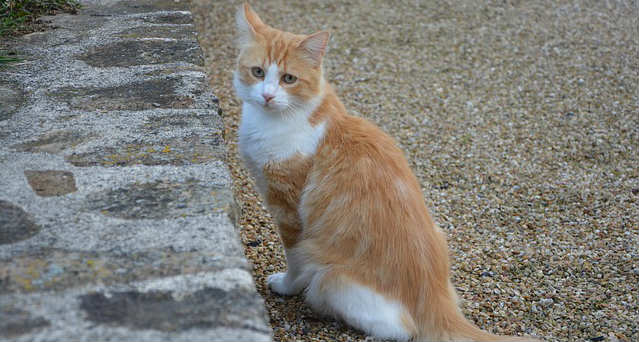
[191,1,638,341]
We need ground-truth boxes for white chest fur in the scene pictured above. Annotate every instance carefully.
[238,101,326,196]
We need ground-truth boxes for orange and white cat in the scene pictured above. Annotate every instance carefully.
[233,4,536,342]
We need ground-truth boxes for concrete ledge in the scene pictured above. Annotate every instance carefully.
[0,0,271,341]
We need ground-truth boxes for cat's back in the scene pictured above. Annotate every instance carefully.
[305,108,435,234]
[301,108,447,287]
[315,111,417,186]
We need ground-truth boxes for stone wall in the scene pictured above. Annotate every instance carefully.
[0,0,271,340]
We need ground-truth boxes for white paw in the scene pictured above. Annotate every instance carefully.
[267,272,294,295]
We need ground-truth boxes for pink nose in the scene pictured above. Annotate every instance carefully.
[262,93,275,103]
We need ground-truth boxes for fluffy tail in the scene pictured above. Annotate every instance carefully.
[443,312,538,342]
[415,300,539,342]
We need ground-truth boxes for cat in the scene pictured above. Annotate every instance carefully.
[233,3,536,342]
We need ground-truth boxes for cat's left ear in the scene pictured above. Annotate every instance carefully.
[298,31,330,67]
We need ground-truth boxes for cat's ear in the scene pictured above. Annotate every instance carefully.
[236,3,264,45]
[298,31,330,66]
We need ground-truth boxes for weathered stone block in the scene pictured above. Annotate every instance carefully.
[0,201,41,245]
[142,12,193,25]
[0,80,25,121]
[50,78,201,111]
[97,0,192,15]
[116,25,196,39]
[1,248,245,293]
[143,112,218,132]
[0,307,50,338]
[66,134,225,167]
[86,179,233,219]
[12,130,88,154]
[79,40,203,67]
[24,170,77,197]
[79,287,267,332]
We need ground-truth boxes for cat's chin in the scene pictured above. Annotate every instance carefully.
[259,103,291,115]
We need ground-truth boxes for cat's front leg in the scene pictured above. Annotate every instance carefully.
[268,248,308,296]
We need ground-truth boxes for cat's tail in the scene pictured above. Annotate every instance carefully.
[414,294,539,342]
[430,311,538,342]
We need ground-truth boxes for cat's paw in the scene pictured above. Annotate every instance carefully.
[267,272,295,296]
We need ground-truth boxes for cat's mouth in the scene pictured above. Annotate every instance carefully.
[261,100,284,111]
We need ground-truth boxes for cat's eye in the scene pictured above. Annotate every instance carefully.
[251,66,265,78]
[281,73,297,84]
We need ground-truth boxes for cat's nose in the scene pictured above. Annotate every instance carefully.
[262,93,275,103]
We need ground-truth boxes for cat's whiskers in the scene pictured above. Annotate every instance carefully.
[280,101,305,120]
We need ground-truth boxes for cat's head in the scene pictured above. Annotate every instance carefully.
[233,3,329,114]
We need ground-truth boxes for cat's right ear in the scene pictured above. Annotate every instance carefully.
[236,3,264,46]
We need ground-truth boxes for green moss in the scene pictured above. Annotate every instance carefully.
[0,0,81,37]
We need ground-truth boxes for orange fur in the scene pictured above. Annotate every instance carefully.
[263,153,312,248]
[234,4,537,341]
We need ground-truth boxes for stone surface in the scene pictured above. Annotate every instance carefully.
[116,25,196,39]
[0,271,271,342]
[0,201,41,245]
[0,0,271,340]
[1,248,247,293]
[143,111,221,132]
[12,130,89,154]
[79,40,203,67]
[141,12,193,24]
[66,134,225,167]
[0,80,25,121]
[86,179,232,219]
[0,306,50,338]
[80,287,266,332]
[50,77,203,111]
[92,0,193,15]
[24,170,77,197]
